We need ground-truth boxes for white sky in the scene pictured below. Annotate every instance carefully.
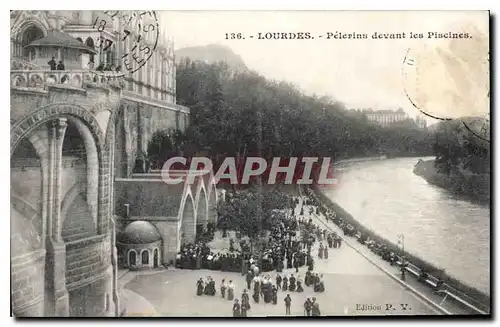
[161,11,489,120]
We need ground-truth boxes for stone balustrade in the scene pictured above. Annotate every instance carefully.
[11,70,125,90]
[11,57,38,71]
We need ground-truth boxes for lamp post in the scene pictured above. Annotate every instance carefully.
[397,234,406,281]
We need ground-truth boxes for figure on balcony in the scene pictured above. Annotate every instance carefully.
[48,57,57,70]
[57,60,65,70]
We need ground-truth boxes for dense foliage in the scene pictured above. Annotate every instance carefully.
[433,120,490,174]
[147,59,435,168]
[428,119,490,201]
[216,187,291,247]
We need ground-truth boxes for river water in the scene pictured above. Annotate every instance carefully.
[322,157,490,295]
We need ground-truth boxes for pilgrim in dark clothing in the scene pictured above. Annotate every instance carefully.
[272,286,278,305]
[284,294,292,315]
[276,274,282,290]
[253,280,260,303]
[297,279,304,292]
[227,281,235,300]
[304,299,312,316]
[233,300,241,317]
[246,271,253,290]
[314,277,325,293]
[241,290,251,311]
[289,275,296,292]
[263,283,272,303]
[282,276,288,291]
[305,271,312,287]
[327,234,333,248]
[48,57,57,70]
[324,246,329,259]
[196,278,204,296]
[241,303,247,317]
[56,61,65,70]
[221,279,226,299]
[311,302,321,316]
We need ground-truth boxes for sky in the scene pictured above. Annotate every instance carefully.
[160,11,489,121]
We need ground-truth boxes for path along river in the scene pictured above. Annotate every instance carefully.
[321,157,490,295]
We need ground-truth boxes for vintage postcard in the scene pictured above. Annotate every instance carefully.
[10,10,490,317]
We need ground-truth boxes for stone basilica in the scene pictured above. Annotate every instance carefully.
[10,10,218,317]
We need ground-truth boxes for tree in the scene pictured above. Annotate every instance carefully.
[216,188,291,253]
[175,60,436,167]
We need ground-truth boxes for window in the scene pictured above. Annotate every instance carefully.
[128,250,136,266]
[141,250,149,265]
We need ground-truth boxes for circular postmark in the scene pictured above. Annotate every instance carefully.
[462,112,490,143]
[401,22,489,123]
[88,10,160,79]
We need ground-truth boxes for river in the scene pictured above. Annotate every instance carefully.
[322,157,490,295]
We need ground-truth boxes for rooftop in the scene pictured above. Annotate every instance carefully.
[118,221,162,244]
[26,29,96,54]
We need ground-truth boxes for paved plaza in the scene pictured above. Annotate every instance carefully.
[120,221,439,317]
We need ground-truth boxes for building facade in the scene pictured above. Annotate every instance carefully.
[10,10,205,317]
[362,108,408,126]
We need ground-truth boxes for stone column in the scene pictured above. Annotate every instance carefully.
[45,118,69,317]
[53,118,67,242]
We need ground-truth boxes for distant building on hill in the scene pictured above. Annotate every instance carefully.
[360,108,408,126]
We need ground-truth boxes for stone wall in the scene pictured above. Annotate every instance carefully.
[65,235,111,287]
[114,99,189,178]
[11,250,46,316]
[114,179,183,217]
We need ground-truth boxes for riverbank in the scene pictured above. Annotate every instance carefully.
[413,159,490,204]
[309,185,490,312]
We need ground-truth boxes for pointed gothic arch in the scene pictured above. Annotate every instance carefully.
[178,191,196,246]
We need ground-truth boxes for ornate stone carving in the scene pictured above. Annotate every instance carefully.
[53,118,68,140]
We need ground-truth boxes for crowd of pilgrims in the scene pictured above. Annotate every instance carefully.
[188,195,349,316]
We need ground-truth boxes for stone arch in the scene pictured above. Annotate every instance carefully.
[18,23,45,58]
[128,249,137,266]
[207,177,218,224]
[11,135,44,258]
[85,37,95,63]
[141,249,149,266]
[10,193,42,258]
[178,192,196,246]
[195,176,209,233]
[60,182,96,243]
[64,116,99,226]
[153,248,160,268]
[10,104,109,235]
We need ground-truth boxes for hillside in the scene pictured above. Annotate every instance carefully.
[175,44,248,72]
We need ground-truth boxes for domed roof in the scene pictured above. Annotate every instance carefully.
[118,221,161,244]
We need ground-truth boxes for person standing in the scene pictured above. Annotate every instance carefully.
[47,57,57,70]
[220,279,227,299]
[282,275,288,292]
[232,299,241,317]
[304,298,312,316]
[227,280,235,301]
[272,285,278,305]
[311,301,321,316]
[241,289,251,311]
[276,273,282,290]
[284,294,292,315]
[246,270,253,290]
[196,278,204,296]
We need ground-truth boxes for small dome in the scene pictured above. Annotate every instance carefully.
[118,221,161,244]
